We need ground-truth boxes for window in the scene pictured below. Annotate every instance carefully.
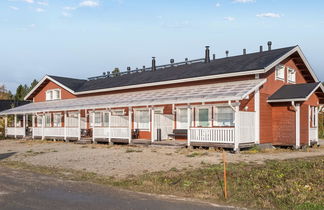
[275,65,285,81]
[176,108,188,129]
[46,89,61,101]
[111,109,125,116]
[287,67,296,83]
[37,115,43,127]
[67,112,78,127]
[94,112,102,127]
[214,107,234,126]
[53,113,62,127]
[45,113,51,127]
[134,109,150,130]
[196,108,211,127]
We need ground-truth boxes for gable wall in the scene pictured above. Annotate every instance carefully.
[259,56,316,145]
[33,80,76,102]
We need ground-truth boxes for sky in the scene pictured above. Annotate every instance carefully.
[0,0,324,93]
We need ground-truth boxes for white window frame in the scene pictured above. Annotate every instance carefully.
[275,64,285,81]
[36,115,43,127]
[176,108,188,129]
[45,89,61,101]
[287,67,296,84]
[214,106,235,127]
[53,113,62,127]
[134,109,150,131]
[154,107,164,114]
[94,111,103,127]
[194,106,212,127]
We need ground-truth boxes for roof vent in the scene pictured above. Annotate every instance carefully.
[142,66,146,72]
[185,58,188,64]
[213,54,216,60]
[102,72,106,76]
[205,46,210,63]
[267,41,272,51]
[127,67,131,74]
[243,49,246,55]
[225,50,229,57]
[107,71,110,77]
[152,57,156,71]
[260,46,263,52]
[170,59,174,65]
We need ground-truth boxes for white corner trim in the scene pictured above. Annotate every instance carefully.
[24,75,76,101]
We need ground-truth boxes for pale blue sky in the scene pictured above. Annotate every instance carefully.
[0,0,324,93]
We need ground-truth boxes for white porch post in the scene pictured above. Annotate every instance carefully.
[42,113,45,140]
[32,114,35,139]
[22,114,26,138]
[129,108,132,144]
[78,110,81,141]
[4,115,8,138]
[308,106,311,146]
[64,111,67,141]
[254,88,260,144]
[14,114,17,139]
[234,106,240,152]
[108,110,112,143]
[92,110,95,143]
[315,106,319,144]
[172,104,175,130]
[295,103,301,149]
[187,106,191,147]
[151,108,154,143]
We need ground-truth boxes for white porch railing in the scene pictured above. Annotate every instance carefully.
[190,127,235,143]
[66,127,79,138]
[6,127,25,136]
[309,127,318,141]
[32,127,79,138]
[33,127,42,137]
[44,127,65,137]
[93,127,129,139]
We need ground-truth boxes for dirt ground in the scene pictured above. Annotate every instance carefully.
[0,140,323,178]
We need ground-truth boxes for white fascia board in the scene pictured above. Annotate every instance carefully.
[267,98,307,103]
[75,69,265,95]
[305,83,322,101]
[24,75,76,100]
[264,46,319,82]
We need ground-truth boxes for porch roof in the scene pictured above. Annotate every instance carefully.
[0,79,266,115]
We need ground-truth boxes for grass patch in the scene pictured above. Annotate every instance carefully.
[186,152,209,157]
[0,156,323,209]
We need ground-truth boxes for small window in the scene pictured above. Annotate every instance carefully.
[287,67,296,83]
[111,109,125,116]
[214,107,234,126]
[45,113,51,127]
[53,113,62,127]
[94,112,102,127]
[275,65,285,81]
[45,89,61,101]
[134,109,150,130]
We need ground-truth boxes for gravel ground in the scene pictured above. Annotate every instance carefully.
[0,140,323,178]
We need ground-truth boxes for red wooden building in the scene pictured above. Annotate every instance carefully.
[1,42,323,151]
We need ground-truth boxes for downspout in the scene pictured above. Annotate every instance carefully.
[291,101,297,111]
[228,101,236,112]
[291,101,300,149]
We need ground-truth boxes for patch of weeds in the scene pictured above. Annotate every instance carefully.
[125,148,143,153]
[151,149,157,153]
[165,153,172,156]
[186,151,209,157]
[81,145,88,148]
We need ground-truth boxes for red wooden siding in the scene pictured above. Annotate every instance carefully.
[34,80,76,102]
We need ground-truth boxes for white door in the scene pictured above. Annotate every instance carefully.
[154,114,173,140]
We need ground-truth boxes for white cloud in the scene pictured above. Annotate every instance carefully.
[79,1,99,7]
[35,8,45,12]
[215,3,221,7]
[22,0,34,3]
[9,6,19,10]
[256,13,281,18]
[224,16,235,21]
[37,1,48,6]
[233,0,255,3]
[62,12,72,17]
[63,6,77,11]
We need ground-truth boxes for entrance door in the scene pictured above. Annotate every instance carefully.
[154,114,173,140]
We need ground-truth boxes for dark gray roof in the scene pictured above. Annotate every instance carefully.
[48,75,86,92]
[0,100,30,112]
[49,46,296,93]
[268,83,320,101]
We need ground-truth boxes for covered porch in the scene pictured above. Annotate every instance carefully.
[1,79,266,151]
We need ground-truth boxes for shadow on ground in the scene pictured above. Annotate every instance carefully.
[0,152,16,161]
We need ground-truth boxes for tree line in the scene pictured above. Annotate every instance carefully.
[0,79,38,101]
